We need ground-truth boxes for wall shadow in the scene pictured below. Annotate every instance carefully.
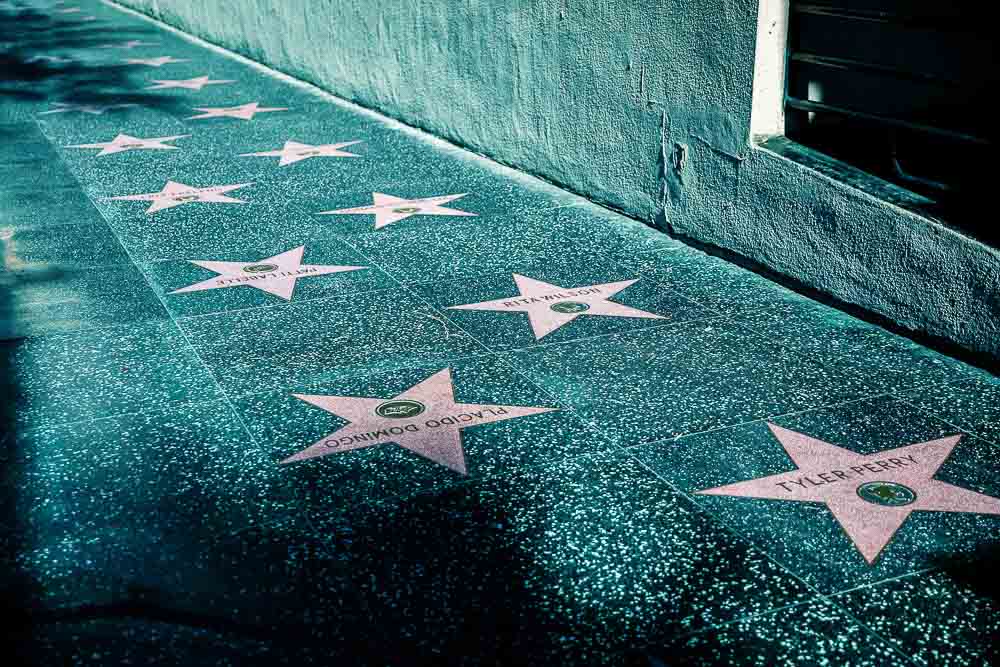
[6,481,575,665]
[0,466,760,665]
[928,541,1000,604]
[0,234,55,662]
[0,1,183,652]
[1,1,183,111]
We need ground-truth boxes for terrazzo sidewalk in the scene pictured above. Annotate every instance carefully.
[2,1,999,665]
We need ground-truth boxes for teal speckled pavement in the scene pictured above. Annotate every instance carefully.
[2,2,1000,665]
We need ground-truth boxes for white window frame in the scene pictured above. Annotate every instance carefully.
[750,0,791,142]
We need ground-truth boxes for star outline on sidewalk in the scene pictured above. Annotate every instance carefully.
[124,56,188,67]
[99,40,158,49]
[319,192,476,229]
[146,75,235,91]
[39,102,137,116]
[187,102,288,120]
[448,273,666,339]
[65,132,189,156]
[696,423,1000,564]
[169,245,367,301]
[240,139,363,166]
[101,180,252,214]
[282,368,557,474]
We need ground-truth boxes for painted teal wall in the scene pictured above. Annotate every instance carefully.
[114,0,1000,361]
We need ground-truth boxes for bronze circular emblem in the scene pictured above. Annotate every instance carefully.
[550,301,590,314]
[856,481,917,507]
[243,263,279,274]
[173,194,199,202]
[375,399,426,419]
[391,206,420,214]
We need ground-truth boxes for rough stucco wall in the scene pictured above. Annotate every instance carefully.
[113,0,1000,360]
[122,0,759,221]
[696,144,1000,354]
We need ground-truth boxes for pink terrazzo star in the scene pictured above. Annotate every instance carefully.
[146,75,234,91]
[66,132,188,156]
[283,368,556,474]
[187,102,288,121]
[698,423,1000,563]
[448,273,665,339]
[240,139,363,166]
[124,56,188,67]
[170,246,366,301]
[102,180,251,214]
[319,192,475,229]
[39,102,137,116]
[99,40,158,49]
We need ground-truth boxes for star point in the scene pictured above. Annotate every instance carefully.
[282,368,556,473]
[99,40,158,50]
[448,273,665,339]
[169,245,367,301]
[65,132,189,156]
[124,56,188,67]
[39,101,137,116]
[25,54,74,65]
[186,102,288,121]
[146,75,235,91]
[697,424,1000,564]
[319,192,476,229]
[102,180,252,214]
[240,139,363,166]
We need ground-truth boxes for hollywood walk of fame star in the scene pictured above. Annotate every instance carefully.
[320,192,476,230]
[38,102,137,116]
[283,368,556,473]
[448,274,666,340]
[186,102,288,121]
[65,132,189,156]
[100,40,157,49]
[102,180,251,214]
[124,56,188,67]
[170,246,367,301]
[25,54,73,65]
[240,140,363,166]
[146,75,234,91]
[697,423,1000,564]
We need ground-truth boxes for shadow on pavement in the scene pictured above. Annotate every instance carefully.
[1,1,182,111]
[0,233,54,661]
[930,542,1000,604]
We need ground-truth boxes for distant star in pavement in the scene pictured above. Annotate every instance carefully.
[39,102,137,116]
[187,102,288,120]
[65,132,189,156]
[146,75,234,91]
[170,246,366,301]
[240,139,363,166]
[100,40,158,49]
[124,56,188,67]
[449,273,666,339]
[319,192,476,229]
[102,180,251,214]
[25,54,73,65]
